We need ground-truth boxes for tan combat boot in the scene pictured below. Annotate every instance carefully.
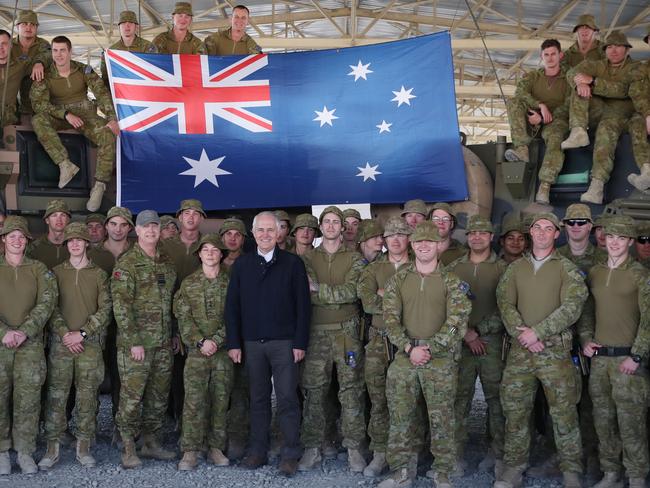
[535,182,552,204]
[121,438,142,469]
[178,451,199,471]
[628,163,650,192]
[592,472,623,488]
[561,127,590,150]
[297,447,322,471]
[493,463,526,488]
[562,471,581,488]
[139,434,176,460]
[76,439,96,468]
[37,441,60,471]
[0,451,11,475]
[348,448,367,473]
[504,146,530,163]
[17,452,37,474]
[363,451,387,477]
[207,448,229,466]
[627,478,645,488]
[58,159,80,189]
[86,181,106,212]
[580,178,605,204]
[377,468,413,488]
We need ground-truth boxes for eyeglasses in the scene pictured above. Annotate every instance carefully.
[564,219,590,227]
[637,236,650,244]
[431,216,452,223]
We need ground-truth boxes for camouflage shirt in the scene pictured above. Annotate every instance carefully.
[100,36,157,90]
[161,234,202,283]
[0,57,30,126]
[440,238,467,266]
[152,29,205,54]
[513,66,572,118]
[10,36,51,68]
[562,40,604,69]
[28,235,69,270]
[204,27,261,56]
[557,242,606,274]
[629,60,650,118]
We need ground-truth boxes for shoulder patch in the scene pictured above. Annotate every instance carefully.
[46,270,55,280]
[113,271,122,280]
[146,45,156,53]
[459,280,473,298]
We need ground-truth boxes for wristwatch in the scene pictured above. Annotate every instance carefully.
[197,338,206,349]
[631,354,642,364]
[79,329,88,339]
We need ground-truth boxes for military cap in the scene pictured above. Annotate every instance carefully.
[136,209,160,227]
[637,222,650,237]
[602,30,632,50]
[342,208,362,221]
[105,206,134,227]
[219,217,247,237]
[176,199,206,218]
[573,14,599,32]
[530,212,561,230]
[644,26,650,44]
[85,213,105,225]
[429,202,456,222]
[160,215,179,230]
[603,215,637,239]
[291,213,321,237]
[465,214,494,234]
[16,10,38,25]
[562,203,592,222]
[319,206,344,225]
[410,221,444,242]
[195,233,227,253]
[274,210,291,224]
[401,199,427,217]
[173,2,193,15]
[357,219,384,243]
[500,212,523,237]
[118,10,138,24]
[0,215,32,239]
[63,222,90,242]
[383,216,412,237]
[44,199,71,219]
[593,213,612,228]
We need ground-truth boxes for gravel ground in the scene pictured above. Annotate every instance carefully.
[0,382,601,488]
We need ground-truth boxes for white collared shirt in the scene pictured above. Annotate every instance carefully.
[257,247,274,263]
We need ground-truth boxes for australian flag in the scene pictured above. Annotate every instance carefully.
[105,32,468,213]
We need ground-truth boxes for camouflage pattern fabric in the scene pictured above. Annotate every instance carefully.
[204,28,261,55]
[10,35,52,114]
[100,36,157,92]
[152,29,205,54]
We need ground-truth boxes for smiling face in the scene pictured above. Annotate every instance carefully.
[501,231,526,258]
[605,44,628,65]
[2,230,28,258]
[173,12,192,30]
[530,219,559,254]
[411,239,439,265]
[231,7,250,33]
[254,214,279,254]
[67,237,88,259]
[51,41,72,69]
[467,231,492,254]
[87,222,106,243]
[135,222,160,247]
[106,216,131,242]
[606,234,633,261]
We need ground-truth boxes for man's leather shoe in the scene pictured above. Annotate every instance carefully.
[278,458,298,476]
[241,454,267,470]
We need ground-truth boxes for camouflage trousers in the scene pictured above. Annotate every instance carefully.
[501,344,582,473]
[31,106,115,183]
[386,352,458,475]
[568,94,636,183]
[454,335,505,458]
[181,349,234,452]
[507,98,569,184]
[628,112,650,169]
[300,318,366,449]
[227,362,249,445]
[364,333,390,452]
[116,346,172,439]
[0,342,46,454]
[44,340,104,442]
[589,356,650,478]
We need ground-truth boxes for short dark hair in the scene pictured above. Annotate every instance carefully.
[51,35,72,50]
[0,29,10,40]
[232,5,250,15]
[541,39,561,52]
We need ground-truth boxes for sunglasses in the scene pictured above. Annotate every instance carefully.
[564,219,590,227]
[637,236,650,244]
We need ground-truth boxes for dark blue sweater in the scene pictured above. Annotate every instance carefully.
[225,247,311,350]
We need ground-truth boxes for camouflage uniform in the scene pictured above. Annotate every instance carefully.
[28,235,69,270]
[204,28,261,56]
[628,62,650,175]
[174,268,233,452]
[562,40,604,69]
[152,29,205,54]
[440,238,466,266]
[30,61,117,183]
[111,243,177,440]
[0,56,30,127]
[10,34,51,114]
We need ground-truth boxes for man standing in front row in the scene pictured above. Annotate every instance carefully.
[226,211,311,476]
[494,213,588,488]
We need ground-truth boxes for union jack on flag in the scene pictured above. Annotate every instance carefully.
[105,50,272,134]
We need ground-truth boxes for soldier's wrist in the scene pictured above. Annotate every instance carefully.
[404,343,413,355]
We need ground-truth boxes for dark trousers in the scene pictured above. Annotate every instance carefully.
[245,339,301,460]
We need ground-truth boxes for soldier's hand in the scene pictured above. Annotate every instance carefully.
[464,328,479,344]
[2,331,20,348]
[527,340,545,353]
[293,349,305,363]
[131,346,145,361]
[68,342,85,355]
[582,341,601,358]
[31,62,45,81]
[62,331,84,347]
[106,119,120,137]
[409,345,431,366]
[200,339,218,356]
[65,113,85,129]
[646,115,650,135]
[527,111,542,126]
[619,357,639,375]
[308,276,320,293]
[539,103,553,124]
[576,83,592,99]
[516,326,538,348]
[468,338,487,356]
[376,288,384,298]
[573,73,593,86]
[13,331,27,348]
[228,348,242,363]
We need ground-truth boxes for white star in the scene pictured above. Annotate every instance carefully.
[391,86,416,107]
[348,60,373,81]
[179,149,231,188]
[356,162,382,182]
[376,120,392,133]
[313,106,339,127]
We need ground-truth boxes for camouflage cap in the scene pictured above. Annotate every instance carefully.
[603,215,637,239]
[530,212,561,230]
[429,202,456,221]
[160,215,179,229]
[195,233,227,253]
[603,30,632,50]
[637,221,650,237]
[176,199,206,218]
[593,213,613,228]
[357,219,384,243]
[16,10,38,25]
[500,212,523,236]
[562,203,592,222]
[105,206,134,227]
[44,199,71,219]
[319,205,344,225]
[291,213,321,237]
[63,222,90,242]
[173,1,193,15]
[274,210,291,224]
[465,214,494,234]
[410,221,444,242]
[118,10,138,24]
[0,215,32,239]
[573,14,599,32]
[342,208,362,221]
[85,213,105,225]
[521,214,536,234]
[219,217,247,237]
[135,210,160,227]
[401,199,427,217]
[383,216,412,237]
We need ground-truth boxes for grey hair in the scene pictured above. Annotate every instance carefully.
[252,211,281,232]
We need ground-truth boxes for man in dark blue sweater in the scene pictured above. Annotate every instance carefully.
[225,211,311,476]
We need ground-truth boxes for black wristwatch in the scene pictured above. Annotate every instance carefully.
[631,354,642,364]
[79,329,88,339]
[197,338,206,349]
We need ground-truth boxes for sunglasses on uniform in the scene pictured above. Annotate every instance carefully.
[564,219,590,227]
[638,236,650,244]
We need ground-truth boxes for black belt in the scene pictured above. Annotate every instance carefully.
[594,346,631,357]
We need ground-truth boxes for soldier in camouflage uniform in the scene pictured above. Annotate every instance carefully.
[499,213,527,264]
[204,4,261,56]
[152,2,205,55]
[174,234,233,471]
[0,29,30,127]
[112,210,177,469]
[221,217,247,268]
[28,199,71,269]
[357,216,412,478]
[342,208,362,251]
[38,222,111,471]
[562,31,646,205]
[494,213,588,488]
[579,215,650,488]
[635,222,650,268]
[290,213,320,256]
[30,36,119,211]
[160,215,179,240]
[357,219,384,264]
[562,15,604,69]
[273,210,293,251]
[0,216,57,475]
[504,39,571,204]
[429,202,466,265]
[401,199,427,230]
[378,221,470,488]
[627,28,650,192]
[85,213,106,245]
[298,206,368,473]
[448,215,507,477]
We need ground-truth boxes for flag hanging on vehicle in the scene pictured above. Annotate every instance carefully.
[106,32,467,212]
